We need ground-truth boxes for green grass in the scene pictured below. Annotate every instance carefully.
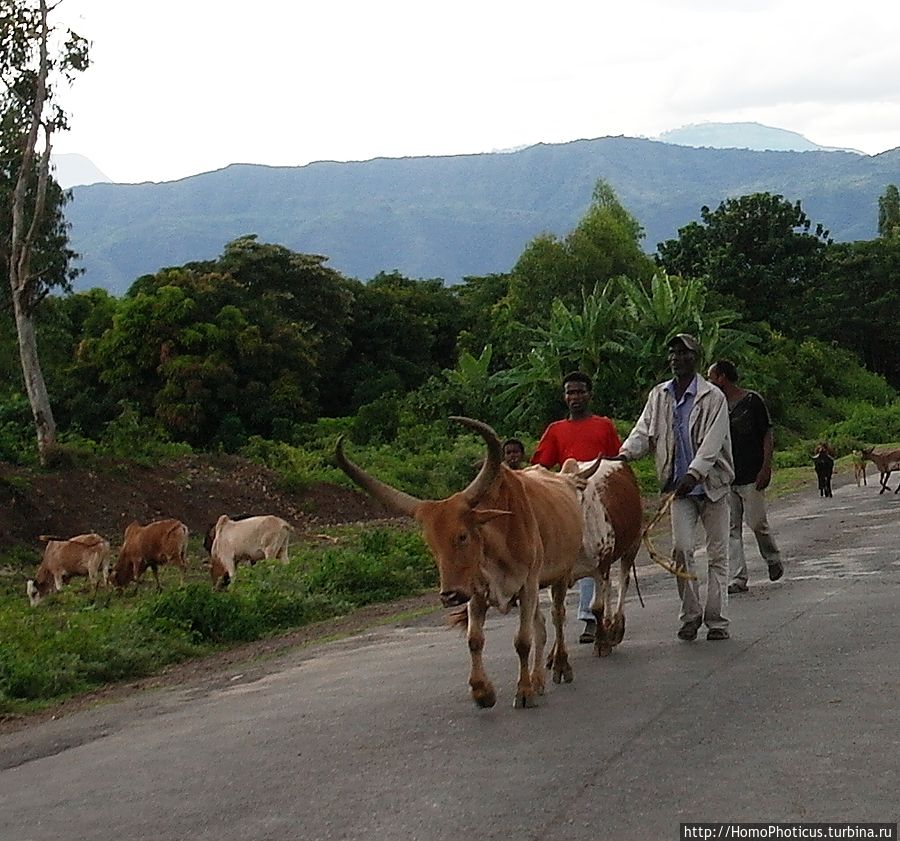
[0,525,437,716]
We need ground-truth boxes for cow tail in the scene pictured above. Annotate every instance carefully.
[631,555,645,608]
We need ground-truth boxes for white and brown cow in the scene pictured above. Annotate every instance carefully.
[111,519,189,590]
[560,457,643,658]
[860,447,900,494]
[26,533,111,606]
[336,417,585,709]
[206,514,294,588]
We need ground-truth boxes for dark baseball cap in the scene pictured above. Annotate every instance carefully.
[667,333,701,354]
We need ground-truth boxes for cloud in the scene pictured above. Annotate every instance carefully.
[51,0,900,181]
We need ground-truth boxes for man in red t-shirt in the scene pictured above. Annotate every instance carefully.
[531,371,621,643]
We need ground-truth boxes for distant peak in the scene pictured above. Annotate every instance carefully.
[655,121,863,155]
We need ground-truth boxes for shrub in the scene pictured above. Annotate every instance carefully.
[303,528,437,605]
[137,584,264,643]
[820,402,900,452]
[239,436,344,491]
[351,396,401,445]
[100,403,192,464]
[213,414,249,453]
[0,393,37,466]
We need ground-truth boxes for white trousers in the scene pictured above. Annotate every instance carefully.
[671,495,729,631]
[729,483,782,586]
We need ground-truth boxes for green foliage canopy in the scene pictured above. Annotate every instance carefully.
[878,184,900,239]
[807,238,900,387]
[86,268,319,446]
[493,273,755,429]
[506,180,655,327]
[656,192,831,333]
[338,271,467,412]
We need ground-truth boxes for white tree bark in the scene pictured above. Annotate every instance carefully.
[10,283,57,457]
[6,0,59,464]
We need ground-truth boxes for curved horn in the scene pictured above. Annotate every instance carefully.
[576,457,603,481]
[450,416,503,507]
[334,437,422,517]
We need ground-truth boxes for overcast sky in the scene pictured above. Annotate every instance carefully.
[50,0,900,184]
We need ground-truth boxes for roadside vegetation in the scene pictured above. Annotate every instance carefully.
[0,525,437,715]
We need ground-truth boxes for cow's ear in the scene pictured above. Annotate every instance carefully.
[472,508,512,525]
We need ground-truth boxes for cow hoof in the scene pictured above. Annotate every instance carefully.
[548,655,571,684]
[609,615,626,645]
[513,692,538,709]
[596,642,613,657]
[472,685,497,708]
[555,664,574,684]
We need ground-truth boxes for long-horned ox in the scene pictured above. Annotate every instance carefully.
[559,457,643,657]
[26,533,111,606]
[111,519,189,590]
[205,514,294,588]
[860,447,900,494]
[335,417,586,709]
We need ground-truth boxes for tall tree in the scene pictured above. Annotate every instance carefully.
[1,0,88,463]
[656,192,831,333]
[340,271,467,411]
[811,238,900,387]
[878,184,900,239]
[453,272,512,361]
[506,179,655,328]
[87,267,320,446]
[188,235,355,413]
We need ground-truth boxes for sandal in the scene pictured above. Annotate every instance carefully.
[579,619,596,644]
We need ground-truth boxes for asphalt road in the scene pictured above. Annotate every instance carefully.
[2,472,898,841]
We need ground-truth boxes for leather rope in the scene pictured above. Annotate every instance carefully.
[640,492,697,581]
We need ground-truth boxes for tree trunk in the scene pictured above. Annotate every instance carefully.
[10,283,57,463]
[5,0,58,466]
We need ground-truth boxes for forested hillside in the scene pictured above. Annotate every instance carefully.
[65,137,900,293]
[3,182,899,473]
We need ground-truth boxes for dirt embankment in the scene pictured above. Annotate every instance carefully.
[0,454,392,554]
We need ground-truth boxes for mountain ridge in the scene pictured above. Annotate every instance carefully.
[64,135,900,294]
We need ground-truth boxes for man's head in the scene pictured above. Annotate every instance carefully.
[707,359,738,389]
[502,438,525,469]
[667,334,700,379]
[562,371,592,419]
